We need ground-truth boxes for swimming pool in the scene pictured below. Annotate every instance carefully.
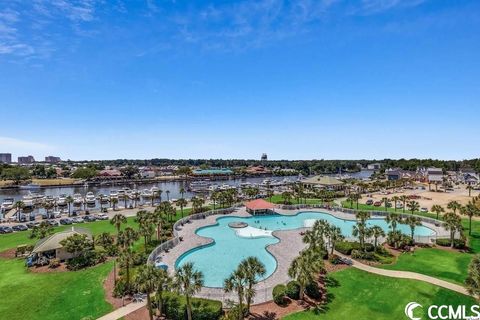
[175,211,435,288]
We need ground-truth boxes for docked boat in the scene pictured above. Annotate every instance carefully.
[19,183,41,190]
[188,180,210,192]
[73,194,83,205]
[109,190,119,199]
[85,192,96,204]
[57,194,67,206]
[141,189,153,198]
[1,198,14,211]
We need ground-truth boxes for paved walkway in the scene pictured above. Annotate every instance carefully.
[335,251,471,296]
[96,301,146,320]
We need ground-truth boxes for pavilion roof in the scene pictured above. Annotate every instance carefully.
[245,199,275,211]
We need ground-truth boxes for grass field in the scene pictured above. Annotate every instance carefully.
[0,258,113,320]
[269,194,323,205]
[283,268,477,320]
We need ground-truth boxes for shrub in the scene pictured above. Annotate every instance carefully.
[163,293,222,320]
[436,238,466,249]
[334,241,374,255]
[351,250,375,260]
[328,254,342,265]
[113,279,129,298]
[273,284,287,305]
[305,282,321,299]
[49,258,60,269]
[286,280,301,300]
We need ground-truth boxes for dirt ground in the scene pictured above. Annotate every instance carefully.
[368,185,479,209]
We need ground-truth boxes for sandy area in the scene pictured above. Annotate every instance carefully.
[367,185,479,209]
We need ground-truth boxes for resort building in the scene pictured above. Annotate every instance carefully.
[0,153,12,164]
[30,227,92,263]
[245,199,275,215]
[97,169,122,179]
[301,175,345,191]
[367,163,381,170]
[45,156,61,163]
[18,155,35,164]
[427,167,444,183]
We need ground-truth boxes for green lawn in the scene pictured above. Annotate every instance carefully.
[283,268,477,320]
[341,201,480,285]
[0,258,113,320]
[270,194,323,205]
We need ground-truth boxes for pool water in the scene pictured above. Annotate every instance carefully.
[175,211,435,288]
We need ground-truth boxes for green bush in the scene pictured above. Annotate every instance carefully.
[351,250,375,260]
[286,280,301,300]
[273,284,287,305]
[305,282,321,299]
[49,258,60,269]
[163,292,222,320]
[328,254,342,265]
[334,241,374,255]
[436,238,466,249]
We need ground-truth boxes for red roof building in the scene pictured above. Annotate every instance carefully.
[245,199,275,215]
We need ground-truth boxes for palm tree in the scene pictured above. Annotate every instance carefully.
[180,186,186,200]
[382,197,390,212]
[400,195,408,213]
[66,195,74,216]
[122,227,139,249]
[370,225,385,250]
[465,255,480,299]
[224,269,247,320]
[327,225,344,255]
[175,262,204,320]
[111,197,118,211]
[391,196,400,212]
[404,215,421,243]
[443,212,463,248]
[288,248,324,300]
[239,257,266,315]
[155,268,171,317]
[281,191,293,204]
[110,213,127,234]
[461,202,480,236]
[119,249,135,290]
[176,198,188,218]
[134,265,158,320]
[407,200,420,214]
[447,201,462,215]
[386,213,401,233]
[14,200,24,222]
[95,232,114,248]
[166,190,170,201]
[431,204,445,220]
[467,185,473,197]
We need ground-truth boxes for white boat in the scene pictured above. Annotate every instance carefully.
[85,192,96,204]
[109,190,119,199]
[150,186,160,194]
[98,194,110,203]
[57,194,67,206]
[19,183,41,190]
[129,190,140,199]
[141,189,153,198]
[1,198,14,210]
[219,183,232,190]
[189,181,210,192]
[208,185,219,192]
[73,194,83,205]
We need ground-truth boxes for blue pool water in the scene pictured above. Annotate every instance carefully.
[175,211,435,287]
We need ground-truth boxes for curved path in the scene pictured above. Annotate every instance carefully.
[334,251,471,296]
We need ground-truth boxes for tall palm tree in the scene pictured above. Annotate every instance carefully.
[467,185,473,197]
[386,213,401,233]
[166,190,170,201]
[110,213,127,234]
[447,201,462,215]
[119,249,135,290]
[239,257,266,315]
[382,197,390,212]
[288,248,324,300]
[134,265,158,320]
[14,200,25,222]
[431,204,445,220]
[180,187,186,200]
[155,268,171,317]
[391,196,400,212]
[176,198,187,218]
[370,225,385,250]
[327,225,344,255]
[66,195,74,216]
[404,215,422,243]
[465,255,480,300]
[400,195,408,213]
[175,262,204,320]
[407,200,420,214]
[111,197,118,211]
[443,212,463,248]
[224,269,248,320]
[461,202,480,236]
[122,227,139,249]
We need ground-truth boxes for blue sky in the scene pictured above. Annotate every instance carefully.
[0,0,479,161]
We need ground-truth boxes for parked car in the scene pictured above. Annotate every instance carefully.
[26,221,40,229]
[366,199,374,205]
[72,217,84,223]
[47,220,59,226]
[59,218,73,225]
[373,201,382,207]
[0,226,13,234]
[396,203,404,209]
[420,208,428,213]
[12,224,28,231]
[95,213,109,220]
[83,215,96,222]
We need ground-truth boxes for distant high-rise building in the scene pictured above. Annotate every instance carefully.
[261,153,268,161]
[18,155,35,164]
[45,156,61,163]
[0,153,12,163]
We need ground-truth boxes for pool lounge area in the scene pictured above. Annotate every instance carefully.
[154,207,449,303]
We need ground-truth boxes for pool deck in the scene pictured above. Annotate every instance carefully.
[156,207,449,304]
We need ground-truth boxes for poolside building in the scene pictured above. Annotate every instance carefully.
[301,175,345,191]
[30,227,92,263]
[245,199,275,215]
